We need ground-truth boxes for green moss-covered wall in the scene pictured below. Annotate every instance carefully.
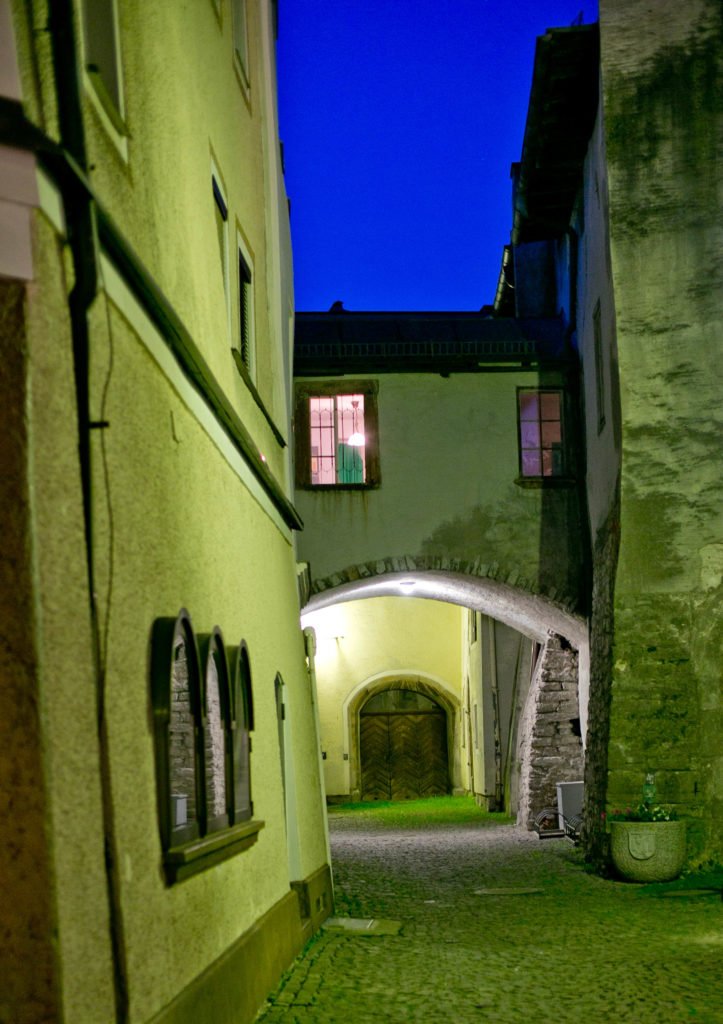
[600,0,723,861]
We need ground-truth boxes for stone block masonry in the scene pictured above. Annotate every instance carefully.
[517,634,583,827]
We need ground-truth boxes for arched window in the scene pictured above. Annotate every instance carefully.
[151,610,203,849]
[198,628,232,833]
[151,612,263,883]
[228,641,254,824]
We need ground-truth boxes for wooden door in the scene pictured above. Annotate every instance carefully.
[360,707,448,801]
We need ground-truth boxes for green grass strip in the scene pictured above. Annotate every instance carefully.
[327,794,513,829]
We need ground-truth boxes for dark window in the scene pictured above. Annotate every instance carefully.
[295,381,380,488]
[228,642,254,824]
[200,629,232,833]
[82,0,124,128]
[238,249,253,373]
[151,611,261,883]
[232,0,249,84]
[517,388,565,478]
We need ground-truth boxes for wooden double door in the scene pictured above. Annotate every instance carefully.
[359,690,449,801]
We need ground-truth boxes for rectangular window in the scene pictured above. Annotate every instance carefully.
[295,382,380,488]
[593,301,606,433]
[212,168,231,336]
[82,0,126,135]
[517,388,565,478]
[238,244,255,378]
[310,394,366,485]
[232,0,249,85]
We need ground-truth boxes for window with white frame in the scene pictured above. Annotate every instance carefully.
[295,382,380,488]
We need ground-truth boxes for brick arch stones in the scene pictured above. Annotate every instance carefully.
[303,564,587,651]
[302,566,590,823]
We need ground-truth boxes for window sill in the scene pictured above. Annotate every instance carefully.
[299,483,380,492]
[231,349,286,448]
[163,819,264,884]
[83,69,129,163]
[514,476,576,489]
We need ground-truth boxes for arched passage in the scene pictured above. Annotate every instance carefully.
[303,570,588,822]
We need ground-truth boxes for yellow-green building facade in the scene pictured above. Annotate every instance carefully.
[0,2,331,1022]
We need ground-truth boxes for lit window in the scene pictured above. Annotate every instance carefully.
[518,389,565,478]
[151,611,261,883]
[295,383,380,488]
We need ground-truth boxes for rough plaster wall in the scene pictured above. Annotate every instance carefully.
[89,303,326,1021]
[24,217,118,1024]
[0,279,61,1024]
[600,0,723,860]
[295,372,585,610]
[303,597,464,797]
[81,0,285,481]
[516,636,583,829]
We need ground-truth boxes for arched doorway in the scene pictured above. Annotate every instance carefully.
[359,688,449,801]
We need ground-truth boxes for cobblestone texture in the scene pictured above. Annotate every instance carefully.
[257,812,722,1023]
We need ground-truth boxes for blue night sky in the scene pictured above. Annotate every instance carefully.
[276,1,598,312]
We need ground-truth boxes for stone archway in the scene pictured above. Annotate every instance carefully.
[303,574,587,824]
[344,675,462,803]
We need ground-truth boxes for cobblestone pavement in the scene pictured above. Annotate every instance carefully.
[257,814,722,1023]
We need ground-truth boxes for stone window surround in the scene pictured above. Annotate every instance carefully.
[294,380,381,490]
[150,609,262,884]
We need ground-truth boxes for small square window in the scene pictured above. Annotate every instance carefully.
[295,382,380,488]
[517,388,565,479]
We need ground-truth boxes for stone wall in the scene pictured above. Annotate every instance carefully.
[517,634,584,828]
[600,0,723,863]
[581,497,620,865]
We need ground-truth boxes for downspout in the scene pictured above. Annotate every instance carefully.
[48,4,128,1021]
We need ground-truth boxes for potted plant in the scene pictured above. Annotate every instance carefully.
[605,800,687,882]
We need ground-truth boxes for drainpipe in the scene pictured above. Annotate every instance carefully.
[47,4,128,1021]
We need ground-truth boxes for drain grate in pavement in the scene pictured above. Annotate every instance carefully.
[473,887,544,896]
[323,917,403,936]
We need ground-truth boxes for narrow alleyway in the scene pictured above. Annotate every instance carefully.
[257,803,722,1023]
